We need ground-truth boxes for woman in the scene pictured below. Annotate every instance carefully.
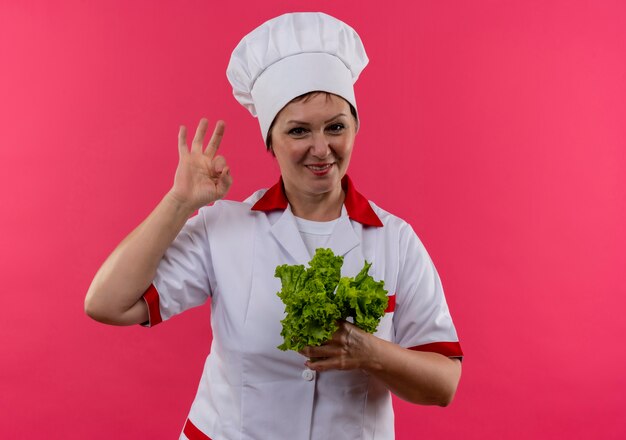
[85,12,463,440]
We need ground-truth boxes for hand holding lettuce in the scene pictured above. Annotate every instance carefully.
[276,248,388,352]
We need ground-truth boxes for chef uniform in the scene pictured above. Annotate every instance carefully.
[141,13,463,440]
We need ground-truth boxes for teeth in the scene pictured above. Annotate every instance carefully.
[307,164,332,171]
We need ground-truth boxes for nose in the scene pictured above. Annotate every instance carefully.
[310,131,331,159]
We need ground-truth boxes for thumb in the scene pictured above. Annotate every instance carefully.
[213,155,227,175]
[217,166,232,196]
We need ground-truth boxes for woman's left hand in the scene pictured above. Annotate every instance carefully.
[300,321,462,406]
[299,321,375,372]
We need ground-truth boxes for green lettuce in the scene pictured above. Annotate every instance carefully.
[276,248,388,351]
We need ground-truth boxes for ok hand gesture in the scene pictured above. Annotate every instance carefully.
[169,118,232,212]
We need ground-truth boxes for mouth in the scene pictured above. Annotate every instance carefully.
[306,163,333,171]
[305,163,334,176]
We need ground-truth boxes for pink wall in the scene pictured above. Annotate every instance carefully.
[1,1,625,438]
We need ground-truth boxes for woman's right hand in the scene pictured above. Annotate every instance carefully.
[169,118,232,212]
[85,118,231,326]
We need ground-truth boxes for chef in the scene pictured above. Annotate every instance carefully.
[85,12,463,440]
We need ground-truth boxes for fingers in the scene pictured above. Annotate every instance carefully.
[302,342,358,371]
[179,119,226,157]
[178,125,188,156]
[300,344,340,360]
[192,118,209,153]
[216,165,232,197]
[212,155,227,174]
[204,120,225,158]
[210,155,232,198]
[298,322,368,372]
[304,352,351,372]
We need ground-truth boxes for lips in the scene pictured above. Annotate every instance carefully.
[305,163,334,176]
[305,163,333,171]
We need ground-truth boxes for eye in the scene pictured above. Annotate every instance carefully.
[326,123,345,134]
[288,127,308,137]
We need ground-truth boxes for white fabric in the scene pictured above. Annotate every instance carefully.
[226,12,369,142]
[149,188,461,440]
[294,213,339,257]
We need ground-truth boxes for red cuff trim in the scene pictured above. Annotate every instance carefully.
[385,294,396,313]
[183,419,211,440]
[409,341,464,358]
[142,284,162,327]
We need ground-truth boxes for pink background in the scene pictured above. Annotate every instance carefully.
[1,1,625,438]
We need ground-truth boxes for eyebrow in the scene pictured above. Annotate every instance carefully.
[286,113,348,125]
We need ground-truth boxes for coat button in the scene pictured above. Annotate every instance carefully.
[301,368,315,381]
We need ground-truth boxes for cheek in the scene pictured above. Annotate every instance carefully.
[273,145,304,170]
[337,140,354,159]
[279,140,308,159]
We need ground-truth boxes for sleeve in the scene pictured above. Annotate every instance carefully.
[140,207,215,327]
[392,225,464,359]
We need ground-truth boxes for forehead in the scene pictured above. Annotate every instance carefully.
[276,93,350,123]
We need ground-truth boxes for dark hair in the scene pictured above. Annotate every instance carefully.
[265,91,358,151]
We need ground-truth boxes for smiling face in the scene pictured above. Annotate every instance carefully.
[269,92,357,206]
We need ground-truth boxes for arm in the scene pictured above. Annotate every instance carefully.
[84,119,232,325]
[300,321,462,406]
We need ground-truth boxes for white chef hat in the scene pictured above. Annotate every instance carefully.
[226,12,369,144]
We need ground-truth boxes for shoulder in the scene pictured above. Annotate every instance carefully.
[366,200,431,260]
[368,201,414,236]
[196,188,268,224]
[242,188,270,206]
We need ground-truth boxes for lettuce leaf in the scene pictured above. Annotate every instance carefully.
[334,261,389,333]
[276,248,388,351]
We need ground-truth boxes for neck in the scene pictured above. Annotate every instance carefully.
[285,184,345,221]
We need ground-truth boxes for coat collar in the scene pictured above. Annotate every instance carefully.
[251,175,383,227]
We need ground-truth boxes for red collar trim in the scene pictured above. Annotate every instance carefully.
[251,175,383,227]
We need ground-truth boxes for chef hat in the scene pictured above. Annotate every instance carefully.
[226,12,369,143]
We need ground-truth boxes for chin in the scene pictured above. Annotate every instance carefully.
[307,176,341,194]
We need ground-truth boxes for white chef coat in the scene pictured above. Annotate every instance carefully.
[141,175,463,440]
